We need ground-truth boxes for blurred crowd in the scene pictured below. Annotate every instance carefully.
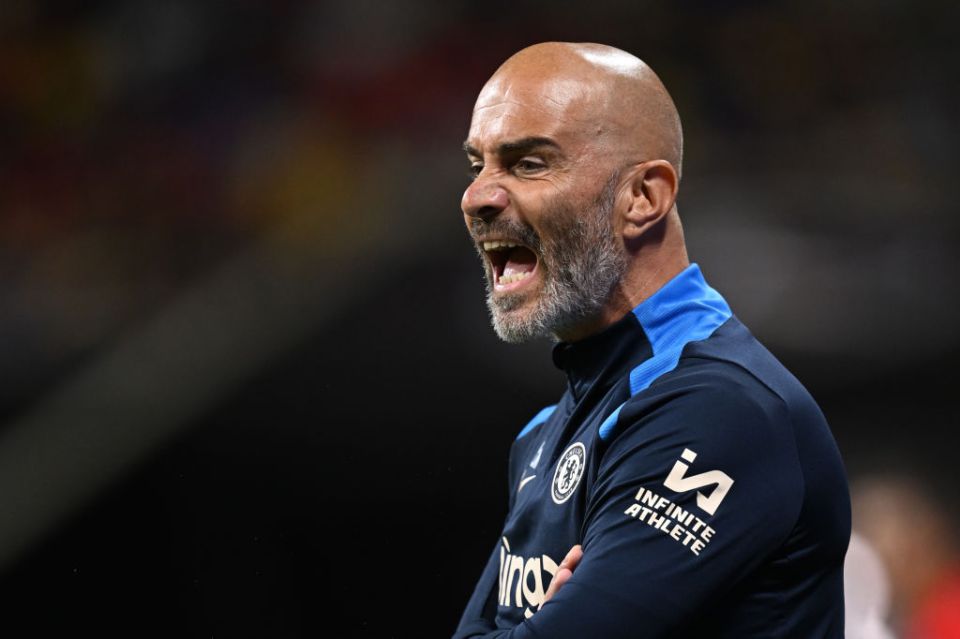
[3,1,956,411]
[0,1,494,415]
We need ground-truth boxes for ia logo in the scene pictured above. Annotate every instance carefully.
[663,448,734,516]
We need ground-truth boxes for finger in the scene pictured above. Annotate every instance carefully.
[543,545,584,604]
[563,544,583,570]
[556,545,583,575]
[543,567,573,604]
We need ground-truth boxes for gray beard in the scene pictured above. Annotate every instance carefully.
[474,173,628,343]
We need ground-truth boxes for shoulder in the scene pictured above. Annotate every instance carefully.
[681,315,825,420]
[593,337,809,509]
[606,312,833,464]
[613,314,831,446]
[609,353,795,451]
[592,315,848,529]
[671,317,845,488]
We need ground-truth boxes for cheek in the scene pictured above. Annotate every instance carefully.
[536,195,581,243]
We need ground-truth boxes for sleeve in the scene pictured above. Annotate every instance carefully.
[451,538,502,638]
[450,379,805,639]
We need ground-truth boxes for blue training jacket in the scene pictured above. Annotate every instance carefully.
[453,263,851,638]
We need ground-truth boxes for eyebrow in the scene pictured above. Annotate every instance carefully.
[462,136,561,158]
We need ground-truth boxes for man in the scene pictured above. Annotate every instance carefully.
[453,42,850,638]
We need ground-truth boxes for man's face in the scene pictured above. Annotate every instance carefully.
[461,76,628,342]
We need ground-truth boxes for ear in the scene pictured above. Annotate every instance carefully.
[621,160,679,241]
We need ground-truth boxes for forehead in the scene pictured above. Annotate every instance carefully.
[466,74,597,152]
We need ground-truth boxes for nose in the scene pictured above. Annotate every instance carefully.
[461,174,509,220]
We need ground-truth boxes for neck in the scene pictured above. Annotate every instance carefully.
[555,209,690,343]
[554,251,690,343]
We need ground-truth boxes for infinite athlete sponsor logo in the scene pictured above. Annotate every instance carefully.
[551,442,586,504]
[498,536,559,619]
[622,448,732,556]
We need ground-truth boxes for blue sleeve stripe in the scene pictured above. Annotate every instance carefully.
[516,404,558,440]
[599,264,732,442]
[598,402,626,441]
[629,263,731,395]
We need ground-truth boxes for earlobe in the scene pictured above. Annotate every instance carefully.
[622,161,678,241]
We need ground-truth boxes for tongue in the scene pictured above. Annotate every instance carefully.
[503,246,537,277]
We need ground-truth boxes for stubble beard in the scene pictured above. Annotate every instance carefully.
[473,173,628,343]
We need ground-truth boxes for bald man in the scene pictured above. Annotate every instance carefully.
[453,43,850,638]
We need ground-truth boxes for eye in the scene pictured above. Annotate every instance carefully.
[467,162,483,180]
[514,158,546,175]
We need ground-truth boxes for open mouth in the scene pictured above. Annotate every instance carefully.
[482,240,539,291]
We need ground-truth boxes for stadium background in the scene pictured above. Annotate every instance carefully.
[1,1,957,636]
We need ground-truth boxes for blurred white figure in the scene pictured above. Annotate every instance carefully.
[846,531,896,639]
[852,475,960,639]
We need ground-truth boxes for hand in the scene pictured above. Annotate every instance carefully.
[543,544,583,604]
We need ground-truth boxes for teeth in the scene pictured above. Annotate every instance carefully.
[483,240,521,251]
[498,271,533,285]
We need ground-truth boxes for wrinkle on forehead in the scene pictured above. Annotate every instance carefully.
[475,76,592,119]
[470,76,603,152]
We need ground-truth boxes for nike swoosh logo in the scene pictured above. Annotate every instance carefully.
[518,475,537,492]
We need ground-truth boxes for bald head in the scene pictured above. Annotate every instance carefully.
[462,42,690,341]
[476,42,683,179]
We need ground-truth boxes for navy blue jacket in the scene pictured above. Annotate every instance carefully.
[453,264,850,638]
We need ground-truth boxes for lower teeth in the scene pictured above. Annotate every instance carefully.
[499,272,532,285]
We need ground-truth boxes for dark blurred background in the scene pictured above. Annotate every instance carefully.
[1,1,957,637]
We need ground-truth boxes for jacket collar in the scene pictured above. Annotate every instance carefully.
[551,298,651,403]
[550,263,729,402]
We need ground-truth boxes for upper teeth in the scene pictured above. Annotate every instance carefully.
[483,240,520,251]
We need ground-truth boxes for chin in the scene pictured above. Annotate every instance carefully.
[489,307,540,343]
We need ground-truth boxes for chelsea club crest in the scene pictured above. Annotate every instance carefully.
[552,442,586,504]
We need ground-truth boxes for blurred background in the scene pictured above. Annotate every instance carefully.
[1,1,957,637]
